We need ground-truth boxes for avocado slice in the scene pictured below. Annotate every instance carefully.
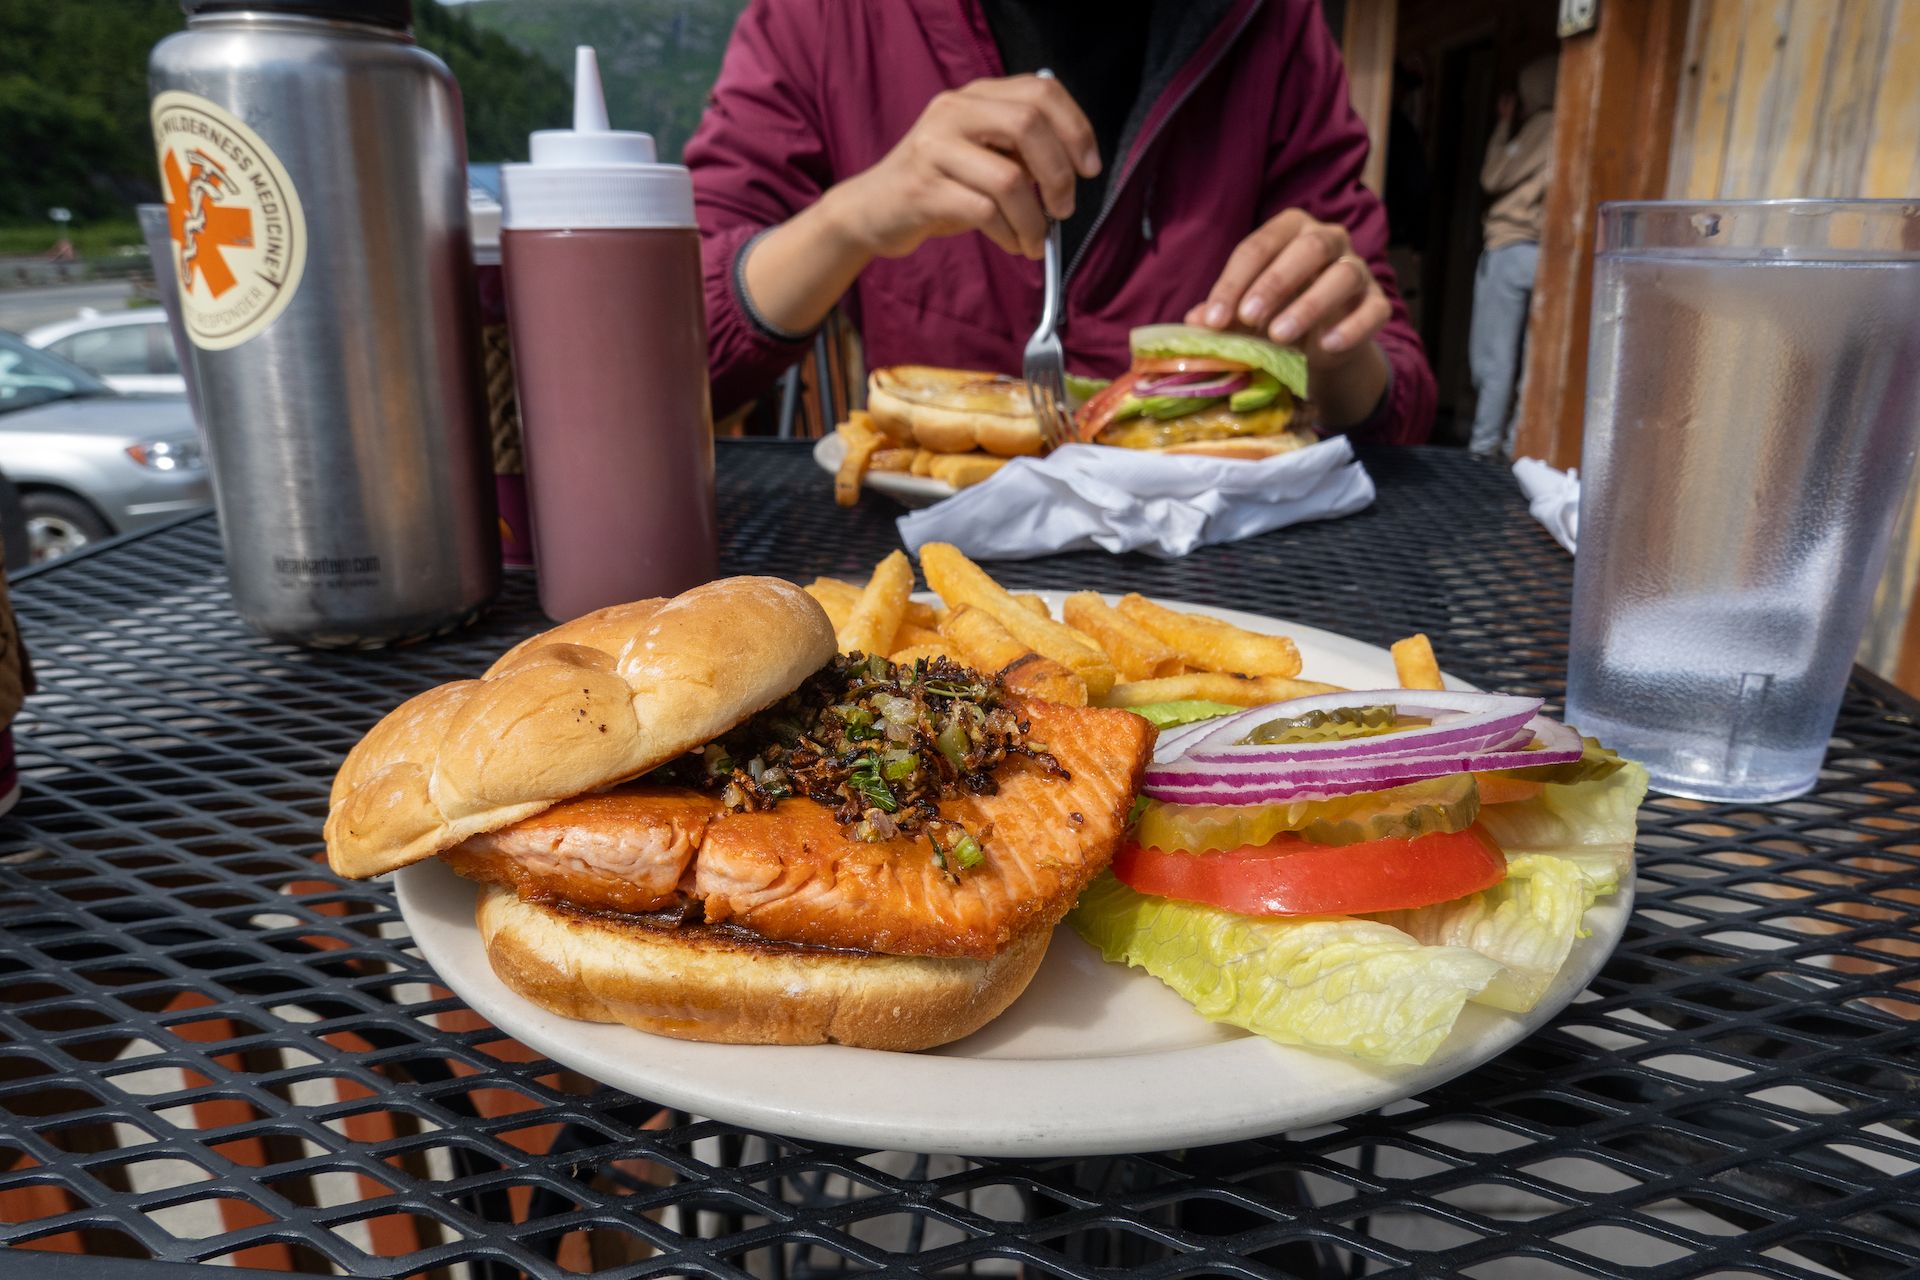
[1138,394,1225,419]
[1065,372,1112,403]
[1229,371,1280,412]
[1109,393,1226,422]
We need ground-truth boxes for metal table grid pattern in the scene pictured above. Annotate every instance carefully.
[0,442,1912,1279]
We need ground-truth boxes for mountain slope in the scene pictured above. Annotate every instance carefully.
[460,0,748,162]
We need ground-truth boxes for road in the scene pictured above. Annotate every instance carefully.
[0,280,140,335]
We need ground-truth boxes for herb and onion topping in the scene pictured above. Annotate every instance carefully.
[650,653,1066,865]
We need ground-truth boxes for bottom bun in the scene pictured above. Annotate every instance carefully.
[475,886,1052,1051]
[1152,433,1315,460]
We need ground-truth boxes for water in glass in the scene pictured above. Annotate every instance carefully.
[1567,245,1920,802]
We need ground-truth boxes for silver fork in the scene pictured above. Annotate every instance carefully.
[1023,216,1072,452]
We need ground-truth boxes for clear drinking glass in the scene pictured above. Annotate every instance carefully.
[1565,200,1920,803]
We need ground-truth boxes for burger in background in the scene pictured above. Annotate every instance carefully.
[1070,325,1313,459]
[861,324,1315,465]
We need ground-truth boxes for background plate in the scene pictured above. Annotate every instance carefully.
[814,431,956,507]
[398,594,1633,1157]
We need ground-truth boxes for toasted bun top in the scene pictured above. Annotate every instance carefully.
[870,366,1031,416]
[867,367,1043,458]
[324,577,835,881]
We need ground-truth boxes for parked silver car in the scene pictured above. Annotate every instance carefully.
[24,309,187,397]
[0,332,211,563]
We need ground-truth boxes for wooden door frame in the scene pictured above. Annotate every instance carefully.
[1511,0,1693,469]
[1341,0,1400,193]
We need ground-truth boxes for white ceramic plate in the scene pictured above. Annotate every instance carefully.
[396,594,1634,1157]
[813,431,956,507]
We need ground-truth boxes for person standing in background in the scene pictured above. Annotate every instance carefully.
[1467,55,1555,459]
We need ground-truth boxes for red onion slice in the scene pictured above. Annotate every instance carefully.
[1150,704,1274,764]
[1144,715,1585,805]
[1182,690,1543,764]
[1181,723,1540,773]
[1133,371,1252,398]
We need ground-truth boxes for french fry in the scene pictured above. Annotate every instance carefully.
[1014,592,1052,618]
[890,642,960,667]
[813,575,936,629]
[1391,633,1445,690]
[869,409,913,445]
[1116,593,1302,677]
[928,453,1009,488]
[837,550,912,656]
[1097,672,1346,709]
[939,605,1030,672]
[803,579,855,632]
[870,447,918,473]
[999,653,1089,706]
[890,622,945,652]
[1063,592,1184,682]
[919,544,1118,698]
[910,448,938,477]
[834,413,884,507]
[939,607,1086,704]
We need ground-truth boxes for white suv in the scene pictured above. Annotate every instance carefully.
[24,309,186,396]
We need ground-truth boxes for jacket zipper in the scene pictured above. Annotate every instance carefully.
[1064,0,1264,288]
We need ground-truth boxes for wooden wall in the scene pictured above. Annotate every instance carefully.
[1662,0,1920,686]
[1666,0,1920,202]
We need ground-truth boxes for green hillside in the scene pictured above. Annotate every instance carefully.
[0,0,566,237]
[460,0,748,162]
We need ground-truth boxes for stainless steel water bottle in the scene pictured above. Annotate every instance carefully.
[149,0,498,646]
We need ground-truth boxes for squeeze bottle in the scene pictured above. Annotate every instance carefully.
[500,47,717,621]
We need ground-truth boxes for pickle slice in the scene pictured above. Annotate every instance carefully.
[1135,772,1481,852]
[1238,704,1432,745]
[1482,738,1625,786]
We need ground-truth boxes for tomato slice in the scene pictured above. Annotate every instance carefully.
[1133,356,1253,375]
[1112,825,1506,917]
[1072,369,1145,441]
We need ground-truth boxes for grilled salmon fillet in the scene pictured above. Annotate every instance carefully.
[443,788,715,915]
[442,699,1153,958]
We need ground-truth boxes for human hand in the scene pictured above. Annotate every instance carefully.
[1184,208,1391,369]
[824,76,1100,262]
[1496,91,1518,125]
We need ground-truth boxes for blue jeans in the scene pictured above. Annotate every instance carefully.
[1468,241,1539,456]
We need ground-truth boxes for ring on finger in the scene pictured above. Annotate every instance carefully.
[1336,252,1372,289]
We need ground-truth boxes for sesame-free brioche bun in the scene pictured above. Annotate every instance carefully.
[324,577,836,881]
[475,885,1051,1050]
[866,366,1043,457]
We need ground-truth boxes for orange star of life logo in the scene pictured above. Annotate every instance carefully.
[163,147,252,299]
[150,90,307,351]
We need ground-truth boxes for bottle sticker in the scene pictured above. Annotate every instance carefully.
[150,91,307,351]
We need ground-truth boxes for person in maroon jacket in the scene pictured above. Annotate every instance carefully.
[686,0,1436,443]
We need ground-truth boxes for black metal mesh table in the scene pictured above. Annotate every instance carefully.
[0,441,1914,1278]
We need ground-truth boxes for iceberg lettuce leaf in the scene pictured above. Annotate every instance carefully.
[1128,700,1244,730]
[1370,854,1600,1013]
[1068,874,1500,1066]
[1473,760,1648,884]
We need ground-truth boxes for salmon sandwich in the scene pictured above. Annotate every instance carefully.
[325,577,1154,1050]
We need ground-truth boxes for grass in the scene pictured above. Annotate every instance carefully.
[0,219,147,259]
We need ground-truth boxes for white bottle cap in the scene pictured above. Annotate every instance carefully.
[500,46,695,230]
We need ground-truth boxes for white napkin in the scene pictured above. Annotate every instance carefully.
[1512,456,1579,553]
[896,437,1375,560]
